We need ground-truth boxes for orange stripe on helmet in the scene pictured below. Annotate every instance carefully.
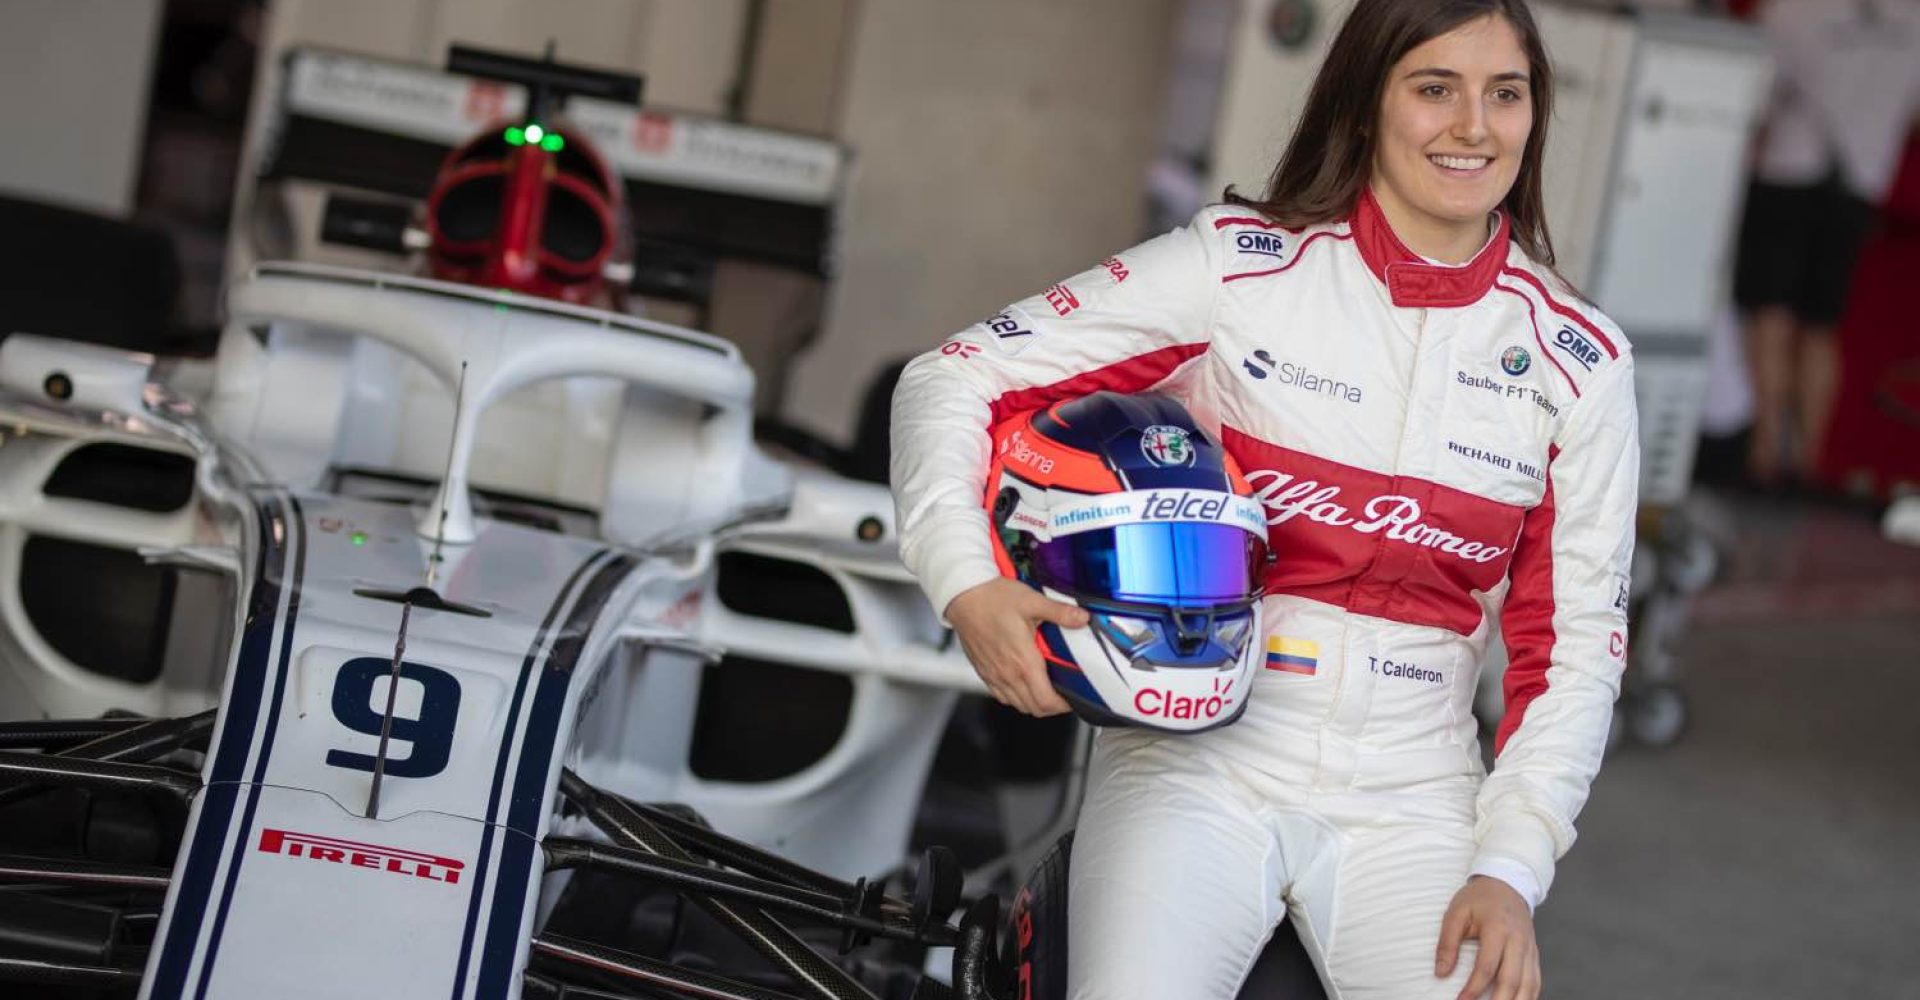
[1222,450,1254,497]
[989,411,1122,495]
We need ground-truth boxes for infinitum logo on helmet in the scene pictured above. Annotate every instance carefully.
[1054,502,1133,529]
[1139,425,1195,467]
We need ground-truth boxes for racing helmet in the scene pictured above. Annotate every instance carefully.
[986,392,1270,732]
[423,119,631,308]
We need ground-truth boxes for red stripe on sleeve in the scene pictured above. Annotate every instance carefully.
[1495,282,1582,399]
[986,343,1210,427]
[1212,216,1292,230]
[1495,445,1561,755]
[1501,268,1620,359]
[1223,231,1353,283]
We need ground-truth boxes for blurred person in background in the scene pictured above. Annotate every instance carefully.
[1732,0,1920,489]
[891,0,1638,997]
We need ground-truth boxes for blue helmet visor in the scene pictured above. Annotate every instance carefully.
[1030,522,1262,604]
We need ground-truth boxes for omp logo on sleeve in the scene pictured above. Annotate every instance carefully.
[1265,636,1318,675]
[257,828,466,885]
[1234,231,1286,258]
[1552,325,1601,371]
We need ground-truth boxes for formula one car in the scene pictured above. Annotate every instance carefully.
[0,45,1053,1000]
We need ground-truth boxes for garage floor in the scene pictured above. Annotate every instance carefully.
[1539,491,1920,999]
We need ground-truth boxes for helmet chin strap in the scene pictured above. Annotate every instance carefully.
[1169,608,1215,653]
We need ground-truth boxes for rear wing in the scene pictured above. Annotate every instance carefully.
[257,47,849,282]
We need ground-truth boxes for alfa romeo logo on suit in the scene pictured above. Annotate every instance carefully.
[1140,425,1196,467]
[1500,345,1532,376]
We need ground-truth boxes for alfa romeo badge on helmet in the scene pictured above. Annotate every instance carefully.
[985,392,1272,732]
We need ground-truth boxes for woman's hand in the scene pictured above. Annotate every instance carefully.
[945,578,1088,717]
[1436,876,1540,1000]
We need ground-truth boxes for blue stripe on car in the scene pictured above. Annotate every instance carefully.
[448,547,611,1000]
[472,553,636,998]
[145,490,295,999]
[191,495,309,998]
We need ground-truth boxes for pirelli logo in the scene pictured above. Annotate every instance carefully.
[257,828,465,885]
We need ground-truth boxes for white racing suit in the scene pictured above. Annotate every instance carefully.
[890,191,1639,999]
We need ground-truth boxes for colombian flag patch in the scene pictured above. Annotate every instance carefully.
[1265,636,1319,675]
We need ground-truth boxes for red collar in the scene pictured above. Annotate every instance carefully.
[1351,186,1510,308]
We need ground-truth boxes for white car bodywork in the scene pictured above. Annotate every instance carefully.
[0,262,984,998]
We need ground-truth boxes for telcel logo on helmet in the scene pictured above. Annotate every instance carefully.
[1142,491,1227,521]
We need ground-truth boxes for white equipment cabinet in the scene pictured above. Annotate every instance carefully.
[1579,12,1772,507]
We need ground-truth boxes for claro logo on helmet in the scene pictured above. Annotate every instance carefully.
[1134,677,1236,721]
[1243,471,1509,564]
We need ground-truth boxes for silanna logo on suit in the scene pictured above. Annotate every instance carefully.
[1241,350,1363,404]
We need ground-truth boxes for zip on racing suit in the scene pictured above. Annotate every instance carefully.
[890,190,1639,999]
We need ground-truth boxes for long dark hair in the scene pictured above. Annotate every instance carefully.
[1226,0,1558,266]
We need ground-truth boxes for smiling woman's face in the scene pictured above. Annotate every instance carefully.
[1369,14,1534,261]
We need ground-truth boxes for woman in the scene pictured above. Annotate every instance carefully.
[890,2,1638,998]
[1732,0,1920,486]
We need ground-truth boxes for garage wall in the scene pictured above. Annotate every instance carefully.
[781,0,1182,444]
[0,0,163,216]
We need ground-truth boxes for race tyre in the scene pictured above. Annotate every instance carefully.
[1008,831,1072,1000]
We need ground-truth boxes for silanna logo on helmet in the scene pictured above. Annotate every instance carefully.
[1244,471,1509,564]
[1005,430,1055,474]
